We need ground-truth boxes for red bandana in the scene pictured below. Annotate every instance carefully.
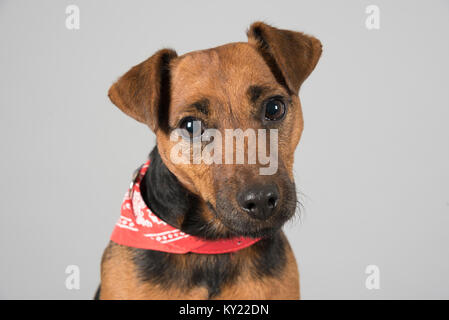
[110,161,261,254]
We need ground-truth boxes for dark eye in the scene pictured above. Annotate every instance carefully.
[264,98,286,121]
[179,117,204,138]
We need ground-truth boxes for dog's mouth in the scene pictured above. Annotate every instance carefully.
[212,205,295,238]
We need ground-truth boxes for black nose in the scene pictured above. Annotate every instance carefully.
[237,184,279,220]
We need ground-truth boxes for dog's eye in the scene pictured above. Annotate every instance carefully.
[264,98,286,121]
[179,117,204,138]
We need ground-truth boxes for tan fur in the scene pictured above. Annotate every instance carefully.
[100,243,209,299]
[215,234,299,300]
[100,232,298,300]
[103,22,322,300]
[157,43,301,200]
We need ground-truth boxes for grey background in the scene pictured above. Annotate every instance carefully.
[0,0,448,299]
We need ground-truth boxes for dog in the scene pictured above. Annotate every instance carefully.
[98,22,322,300]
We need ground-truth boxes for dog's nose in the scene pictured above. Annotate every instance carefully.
[237,184,279,220]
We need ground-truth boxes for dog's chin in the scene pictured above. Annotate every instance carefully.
[221,219,288,239]
[211,203,296,239]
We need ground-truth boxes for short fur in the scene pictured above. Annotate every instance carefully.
[99,22,322,300]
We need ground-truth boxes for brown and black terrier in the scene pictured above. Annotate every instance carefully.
[98,22,322,300]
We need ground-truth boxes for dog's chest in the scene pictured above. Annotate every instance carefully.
[100,234,299,299]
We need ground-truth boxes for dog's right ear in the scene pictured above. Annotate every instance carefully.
[108,49,177,131]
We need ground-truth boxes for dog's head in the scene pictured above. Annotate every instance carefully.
[108,22,322,238]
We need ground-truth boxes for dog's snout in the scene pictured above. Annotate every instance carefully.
[237,184,279,220]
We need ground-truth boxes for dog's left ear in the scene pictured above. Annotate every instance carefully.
[247,22,322,94]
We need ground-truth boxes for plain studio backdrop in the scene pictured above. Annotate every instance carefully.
[1,0,448,299]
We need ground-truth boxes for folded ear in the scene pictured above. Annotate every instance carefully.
[108,49,177,131]
[247,22,322,94]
